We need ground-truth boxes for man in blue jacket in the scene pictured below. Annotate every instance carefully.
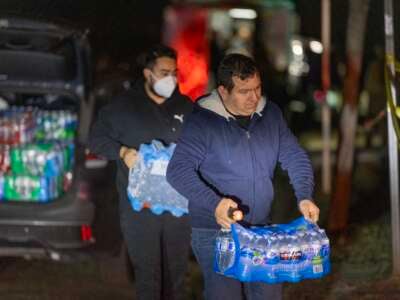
[166,53,319,300]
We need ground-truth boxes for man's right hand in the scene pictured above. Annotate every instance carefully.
[215,198,243,229]
[120,146,138,169]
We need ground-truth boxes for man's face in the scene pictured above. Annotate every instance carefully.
[218,73,262,116]
[144,56,177,86]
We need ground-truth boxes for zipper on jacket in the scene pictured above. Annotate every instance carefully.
[249,140,256,223]
[233,120,255,221]
[241,128,256,222]
[243,116,260,222]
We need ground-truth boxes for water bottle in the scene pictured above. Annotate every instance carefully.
[309,231,321,257]
[309,230,323,274]
[215,206,242,272]
[295,231,307,275]
[288,234,302,261]
[215,228,236,273]
[287,234,301,279]
[251,235,265,265]
[278,233,289,262]
[238,230,253,258]
[266,235,279,262]
[151,188,164,215]
[0,145,10,172]
[265,235,280,279]
[0,173,4,200]
[256,235,267,255]
[318,229,330,257]
[296,231,307,259]
[302,230,315,260]
[274,233,286,276]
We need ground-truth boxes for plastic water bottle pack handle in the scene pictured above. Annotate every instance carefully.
[228,207,243,221]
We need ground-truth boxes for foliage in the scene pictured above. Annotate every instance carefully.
[331,216,392,279]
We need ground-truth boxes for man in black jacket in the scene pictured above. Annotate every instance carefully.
[89,45,193,300]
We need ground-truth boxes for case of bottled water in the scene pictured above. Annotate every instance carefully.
[0,107,77,203]
[214,217,330,283]
[127,140,188,217]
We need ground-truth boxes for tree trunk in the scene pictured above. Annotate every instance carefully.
[328,0,370,232]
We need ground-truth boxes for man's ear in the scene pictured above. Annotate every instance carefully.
[143,68,151,81]
[217,85,228,101]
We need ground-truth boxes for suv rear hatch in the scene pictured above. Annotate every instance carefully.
[0,17,95,258]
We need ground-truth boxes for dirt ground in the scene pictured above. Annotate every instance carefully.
[0,253,399,300]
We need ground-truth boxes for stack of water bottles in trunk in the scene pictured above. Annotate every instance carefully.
[215,217,330,283]
[0,107,77,202]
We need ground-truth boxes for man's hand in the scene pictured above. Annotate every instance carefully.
[298,199,320,223]
[215,198,242,229]
[120,146,138,169]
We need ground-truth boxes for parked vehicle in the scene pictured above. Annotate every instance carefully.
[0,16,96,260]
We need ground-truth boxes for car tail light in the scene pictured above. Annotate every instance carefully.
[81,225,95,242]
[84,149,108,169]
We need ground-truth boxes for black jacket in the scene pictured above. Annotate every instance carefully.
[88,79,193,204]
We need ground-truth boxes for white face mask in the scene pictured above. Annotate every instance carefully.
[153,75,177,98]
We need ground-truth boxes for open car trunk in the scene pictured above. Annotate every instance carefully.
[0,17,95,257]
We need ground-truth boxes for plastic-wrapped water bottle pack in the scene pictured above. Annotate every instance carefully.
[0,142,74,202]
[127,140,188,217]
[214,217,330,283]
[3,173,62,202]
[0,107,77,202]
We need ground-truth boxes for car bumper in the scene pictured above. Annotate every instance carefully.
[0,188,95,257]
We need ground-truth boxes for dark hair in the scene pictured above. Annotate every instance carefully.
[137,44,177,70]
[217,53,259,92]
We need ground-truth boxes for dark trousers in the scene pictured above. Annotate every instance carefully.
[191,228,282,300]
[120,206,191,300]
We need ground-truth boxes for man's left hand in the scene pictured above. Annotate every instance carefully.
[298,199,320,223]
